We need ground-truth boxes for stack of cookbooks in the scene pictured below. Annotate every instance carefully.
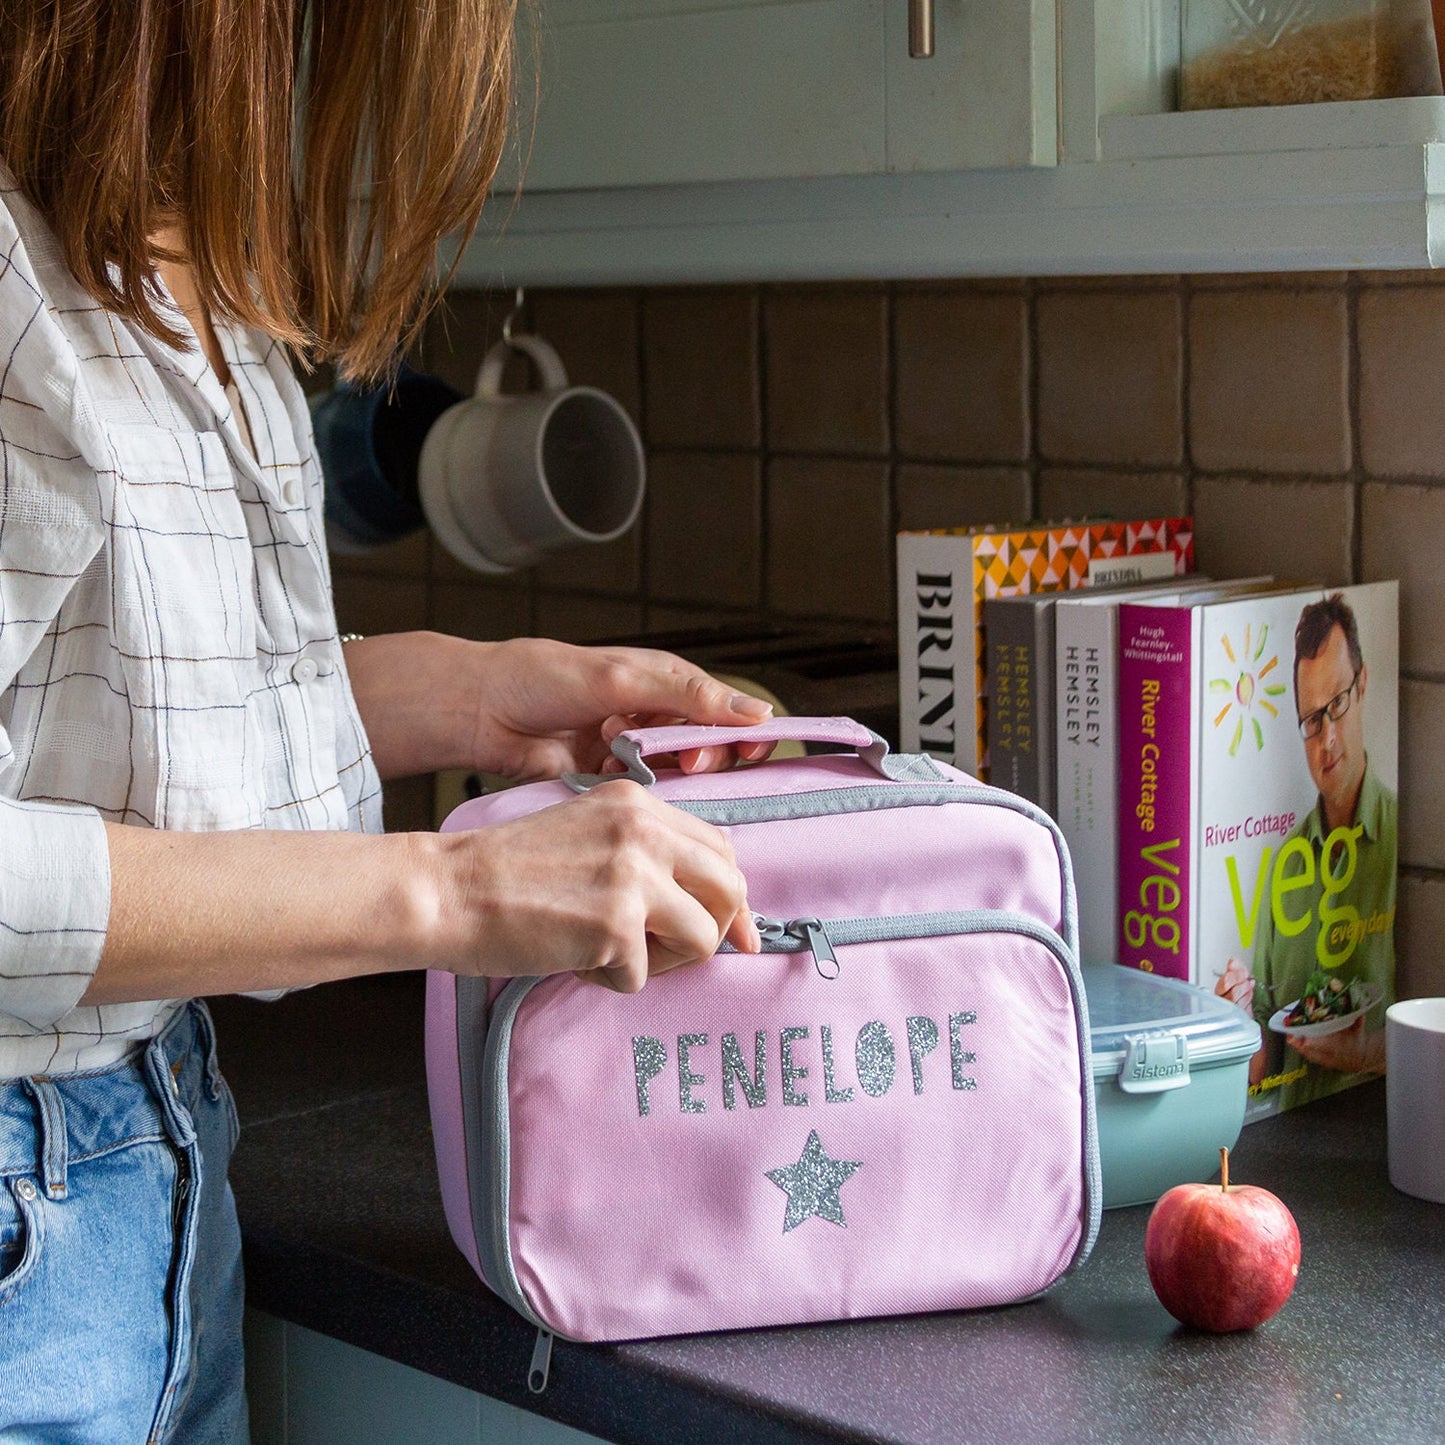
[897,523,1398,1122]
[895,515,1196,782]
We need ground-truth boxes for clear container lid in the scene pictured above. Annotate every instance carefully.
[1083,963,1261,1080]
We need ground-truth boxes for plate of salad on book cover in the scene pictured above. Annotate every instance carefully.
[1269,973,1381,1038]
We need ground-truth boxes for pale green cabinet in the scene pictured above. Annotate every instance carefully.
[458,0,1445,284]
[498,0,1057,193]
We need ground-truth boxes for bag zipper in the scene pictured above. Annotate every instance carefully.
[752,914,839,977]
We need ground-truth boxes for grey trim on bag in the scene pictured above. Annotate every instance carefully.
[462,908,1101,1337]
[457,974,550,1332]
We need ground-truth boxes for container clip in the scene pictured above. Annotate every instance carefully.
[1117,1031,1190,1094]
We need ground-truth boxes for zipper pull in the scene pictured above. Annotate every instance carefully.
[752,912,788,945]
[528,1327,553,1394]
[796,919,840,979]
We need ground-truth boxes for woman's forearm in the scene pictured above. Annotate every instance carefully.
[83,775,757,1006]
[82,821,455,1004]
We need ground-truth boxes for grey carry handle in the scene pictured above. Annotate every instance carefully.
[564,716,947,791]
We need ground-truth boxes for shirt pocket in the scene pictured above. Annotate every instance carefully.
[103,425,261,830]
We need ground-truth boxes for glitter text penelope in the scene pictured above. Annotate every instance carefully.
[631,1012,979,1118]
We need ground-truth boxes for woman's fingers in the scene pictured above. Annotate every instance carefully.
[453,777,757,992]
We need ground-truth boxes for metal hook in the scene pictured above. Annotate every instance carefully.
[501,286,526,346]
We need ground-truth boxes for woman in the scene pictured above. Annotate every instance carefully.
[0,3,767,1439]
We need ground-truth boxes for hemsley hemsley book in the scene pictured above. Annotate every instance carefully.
[1115,582,1398,1119]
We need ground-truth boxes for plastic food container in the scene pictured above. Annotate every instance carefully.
[1179,0,1444,110]
[1084,964,1262,1209]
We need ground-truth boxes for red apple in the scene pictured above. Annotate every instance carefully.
[1144,1146,1301,1332]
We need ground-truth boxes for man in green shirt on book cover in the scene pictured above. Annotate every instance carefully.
[1217,592,1396,1114]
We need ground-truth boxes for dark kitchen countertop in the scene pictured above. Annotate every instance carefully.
[211,974,1445,1445]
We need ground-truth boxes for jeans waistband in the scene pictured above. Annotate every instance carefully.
[0,1001,221,1191]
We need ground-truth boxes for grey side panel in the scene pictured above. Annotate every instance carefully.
[458,974,550,1330]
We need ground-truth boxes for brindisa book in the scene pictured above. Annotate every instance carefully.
[1116,582,1398,1121]
[897,516,1194,779]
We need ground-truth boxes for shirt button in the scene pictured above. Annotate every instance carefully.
[281,478,301,507]
[291,657,320,685]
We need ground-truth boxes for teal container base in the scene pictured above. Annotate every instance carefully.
[1094,1057,1249,1208]
[1084,964,1260,1210]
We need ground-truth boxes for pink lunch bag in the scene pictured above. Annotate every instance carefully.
[425,716,1099,1378]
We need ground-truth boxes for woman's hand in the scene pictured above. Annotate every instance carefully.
[344,632,775,782]
[438,777,761,991]
[463,637,775,781]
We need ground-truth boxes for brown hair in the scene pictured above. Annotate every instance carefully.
[0,0,521,383]
[1294,591,1364,711]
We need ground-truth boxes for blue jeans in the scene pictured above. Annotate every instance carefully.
[0,1001,249,1444]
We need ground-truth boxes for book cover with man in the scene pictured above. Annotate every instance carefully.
[1204,583,1399,1121]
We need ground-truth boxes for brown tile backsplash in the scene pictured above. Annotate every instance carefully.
[895,464,1030,532]
[894,290,1029,463]
[766,457,891,620]
[1362,481,1445,674]
[1397,872,1445,1000]
[642,289,760,450]
[1036,290,1183,466]
[1400,678,1445,871]
[1038,468,1189,525]
[645,451,762,609]
[331,269,1442,981]
[529,289,644,424]
[429,579,533,644]
[344,269,1445,678]
[1358,286,1445,477]
[764,287,889,456]
[347,272,1445,664]
[1189,288,1351,475]
[532,593,645,644]
[1193,475,1354,588]
[533,525,642,598]
[329,575,429,639]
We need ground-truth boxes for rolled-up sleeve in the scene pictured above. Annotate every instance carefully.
[0,203,112,1028]
[0,797,109,1028]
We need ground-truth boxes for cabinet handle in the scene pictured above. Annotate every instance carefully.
[908,0,934,59]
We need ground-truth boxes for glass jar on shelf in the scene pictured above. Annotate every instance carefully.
[1180,0,1444,110]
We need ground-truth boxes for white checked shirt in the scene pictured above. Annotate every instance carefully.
[0,177,383,1078]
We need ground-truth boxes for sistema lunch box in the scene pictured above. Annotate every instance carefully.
[1084,963,1261,1208]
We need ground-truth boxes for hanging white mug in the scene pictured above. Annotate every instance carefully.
[418,334,645,573]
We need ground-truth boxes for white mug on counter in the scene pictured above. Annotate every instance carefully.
[418,334,645,573]
[1386,997,1445,1203]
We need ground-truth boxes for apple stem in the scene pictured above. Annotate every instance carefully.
[1220,1145,1230,1192]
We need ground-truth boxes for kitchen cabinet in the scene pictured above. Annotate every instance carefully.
[496,0,1057,191]
[452,0,1445,284]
